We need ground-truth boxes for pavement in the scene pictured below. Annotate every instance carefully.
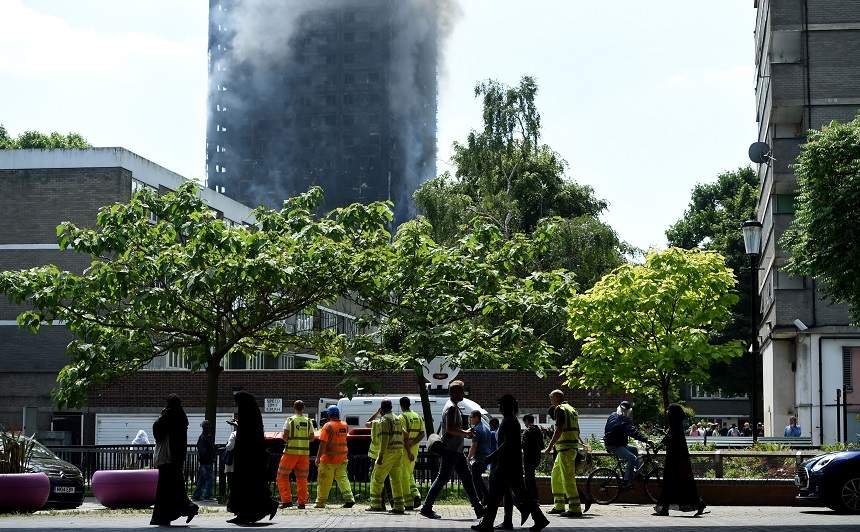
[0,501,857,531]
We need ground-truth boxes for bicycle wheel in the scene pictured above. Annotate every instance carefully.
[587,467,622,505]
[643,465,663,504]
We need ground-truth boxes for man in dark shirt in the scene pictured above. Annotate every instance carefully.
[604,401,651,488]
[192,420,215,501]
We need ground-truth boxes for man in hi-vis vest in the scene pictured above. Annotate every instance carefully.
[277,400,311,509]
[398,396,424,510]
[367,399,406,513]
[544,389,583,517]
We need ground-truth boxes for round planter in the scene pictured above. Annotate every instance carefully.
[0,472,50,513]
[92,469,158,508]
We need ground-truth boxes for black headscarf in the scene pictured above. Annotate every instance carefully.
[152,394,188,464]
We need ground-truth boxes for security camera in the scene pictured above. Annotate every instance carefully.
[793,319,808,331]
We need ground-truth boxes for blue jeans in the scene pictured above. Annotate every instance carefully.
[192,463,214,500]
[422,449,481,512]
[608,445,639,483]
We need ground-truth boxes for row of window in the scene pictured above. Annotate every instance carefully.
[689,384,748,400]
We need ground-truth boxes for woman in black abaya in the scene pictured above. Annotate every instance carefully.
[227,391,278,524]
[654,403,706,516]
[150,395,198,526]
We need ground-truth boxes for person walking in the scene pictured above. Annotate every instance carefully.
[603,400,652,489]
[314,406,355,508]
[727,424,740,437]
[368,399,406,513]
[398,397,424,510]
[192,420,216,501]
[419,380,484,520]
[543,389,583,518]
[498,413,544,530]
[277,400,312,509]
[223,418,237,510]
[467,410,492,505]
[653,403,706,516]
[472,395,548,532]
[226,391,278,525]
[150,395,198,526]
[784,416,802,437]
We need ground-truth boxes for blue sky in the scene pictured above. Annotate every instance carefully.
[0,0,756,250]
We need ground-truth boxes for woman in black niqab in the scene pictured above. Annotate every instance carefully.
[226,391,278,524]
[654,403,706,516]
[150,394,198,526]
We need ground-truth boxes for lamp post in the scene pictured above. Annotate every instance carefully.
[742,220,763,444]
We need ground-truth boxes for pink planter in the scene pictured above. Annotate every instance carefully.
[92,469,158,508]
[0,472,50,512]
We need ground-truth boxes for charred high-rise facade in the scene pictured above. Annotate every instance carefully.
[207,0,444,222]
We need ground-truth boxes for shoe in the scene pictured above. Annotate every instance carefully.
[366,507,385,512]
[185,504,199,524]
[419,508,441,519]
[471,525,493,532]
[404,506,414,511]
[269,502,278,520]
[414,495,422,508]
[474,505,485,519]
[547,508,565,514]
[652,510,669,516]
[529,515,550,532]
[297,504,305,510]
[695,500,706,516]
[495,523,514,530]
[560,510,582,518]
[314,503,325,509]
[388,509,405,515]
[621,481,634,490]
[280,502,292,509]
[226,517,243,524]
[342,501,355,509]
[584,499,592,513]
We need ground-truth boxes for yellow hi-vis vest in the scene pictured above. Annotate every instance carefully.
[400,410,423,452]
[380,413,404,453]
[284,414,312,456]
[368,418,382,459]
[555,403,580,452]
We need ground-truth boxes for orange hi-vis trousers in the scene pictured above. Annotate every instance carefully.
[276,453,309,505]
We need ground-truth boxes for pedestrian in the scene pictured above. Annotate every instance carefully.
[277,400,311,509]
[150,394,198,526]
[784,416,802,437]
[226,391,278,524]
[192,420,216,501]
[719,423,729,437]
[727,423,740,437]
[419,380,484,520]
[603,400,652,490]
[471,395,548,532]
[224,418,237,509]
[756,422,765,438]
[398,397,425,510]
[499,413,544,529]
[488,417,500,454]
[365,406,390,510]
[741,422,752,437]
[368,399,406,513]
[132,429,150,445]
[544,390,584,517]
[314,406,355,508]
[653,403,706,516]
[131,429,150,468]
[467,410,492,505]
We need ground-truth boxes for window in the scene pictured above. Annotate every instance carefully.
[689,385,748,400]
[774,194,796,214]
[844,347,856,393]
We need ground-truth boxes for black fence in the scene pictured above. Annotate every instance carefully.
[48,442,464,502]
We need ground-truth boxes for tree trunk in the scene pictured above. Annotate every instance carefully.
[660,383,670,419]
[205,359,223,431]
[414,365,434,437]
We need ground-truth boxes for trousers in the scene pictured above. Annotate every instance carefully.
[608,445,639,483]
[398,447,420,506]
[370,450,405,511]
[276,454,309,505]
[192,463,214,500]
[422,449,481,513]
[315,461,354,507]
[477,467,544,529]
[470,460,489,503]
[550,449,581,512]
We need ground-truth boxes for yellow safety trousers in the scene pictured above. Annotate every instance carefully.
[315,461,354,507]
[551,449,581,512]
[369,449,404,511]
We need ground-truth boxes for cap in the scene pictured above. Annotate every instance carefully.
[326,405,340,418]
[620,400,634,409]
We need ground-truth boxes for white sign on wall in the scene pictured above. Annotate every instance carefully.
[264,398,283,413]
[422,357,460,390]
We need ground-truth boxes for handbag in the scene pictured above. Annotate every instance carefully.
[153,434,171,467]
[427,433,445,456]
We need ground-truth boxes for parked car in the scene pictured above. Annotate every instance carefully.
[796,449,860,513]
[0,435,85,509]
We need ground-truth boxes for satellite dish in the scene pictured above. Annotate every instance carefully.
[748,142,772,164]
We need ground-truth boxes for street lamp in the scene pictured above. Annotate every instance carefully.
[742,219,762,443]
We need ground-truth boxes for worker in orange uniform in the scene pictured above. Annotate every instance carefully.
[277,400,311,509]
[314,406,355,508]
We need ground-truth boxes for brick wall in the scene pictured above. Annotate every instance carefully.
[87,369,625,414]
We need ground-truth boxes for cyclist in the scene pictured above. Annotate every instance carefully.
[603,401,653,489]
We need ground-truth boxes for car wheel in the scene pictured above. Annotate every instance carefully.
[829,477,860,514]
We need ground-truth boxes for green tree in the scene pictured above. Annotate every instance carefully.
[782,116,860,319]
[0,183,390,429]
[666,167,758,395]
[314,218,576,435]
[0,124,91,149]
[565,247,742,412]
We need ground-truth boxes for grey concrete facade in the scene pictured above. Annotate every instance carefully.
[753,0,860,443]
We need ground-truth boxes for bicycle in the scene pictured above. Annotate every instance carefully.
[585,443,663,504]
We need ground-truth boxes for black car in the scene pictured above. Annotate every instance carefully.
[796,449,860,513]
[0,436,85,509]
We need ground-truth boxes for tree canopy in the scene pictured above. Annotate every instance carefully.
[0,182,390,427]
[781,116,860,320]
[0,124,91,149]
[565,247,742,412]
[665,167,758,395]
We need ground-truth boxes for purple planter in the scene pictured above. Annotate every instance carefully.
[92,469,158,508]
[0,472,50,512]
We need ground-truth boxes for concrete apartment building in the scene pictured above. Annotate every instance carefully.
[206,0,439,222]
[753,0,860,444]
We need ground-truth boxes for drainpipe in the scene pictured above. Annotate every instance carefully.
[817,335,860,445]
